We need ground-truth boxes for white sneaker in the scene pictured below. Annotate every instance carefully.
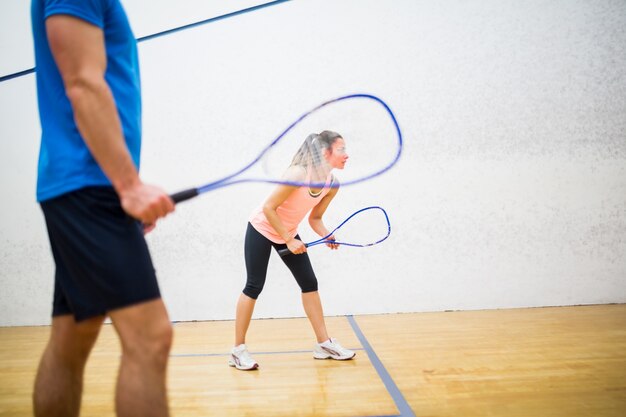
[228,344,259,370]
[313,338,356,360]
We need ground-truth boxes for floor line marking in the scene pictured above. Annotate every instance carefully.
[347,315,416,417]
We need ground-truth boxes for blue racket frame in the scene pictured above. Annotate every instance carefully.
[277,206,391,257]
[170,93,403,203]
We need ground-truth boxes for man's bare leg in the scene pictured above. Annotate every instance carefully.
[109,298,173,417]
[33,314,104,417]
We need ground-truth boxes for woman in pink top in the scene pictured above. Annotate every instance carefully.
[229,131,356,370]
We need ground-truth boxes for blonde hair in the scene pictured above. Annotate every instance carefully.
[291,131,342,167]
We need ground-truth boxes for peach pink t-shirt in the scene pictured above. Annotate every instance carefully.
[249,174,334,243]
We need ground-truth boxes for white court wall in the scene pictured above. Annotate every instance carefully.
[1,0,625,326]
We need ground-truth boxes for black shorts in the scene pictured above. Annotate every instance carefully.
[41,186,161,321]
[243,222,318,299]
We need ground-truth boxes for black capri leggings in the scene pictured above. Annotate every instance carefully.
[243,223,318,299]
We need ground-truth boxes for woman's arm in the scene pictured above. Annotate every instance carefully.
[308,184,340,249]
[262,185,297,242]
[262,166,307,254]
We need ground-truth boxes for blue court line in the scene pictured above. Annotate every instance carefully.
[169,317,412,417]
[137,0,292,42]
[0,68,34,82]
[0,0,292,83]
[347,315,416,417]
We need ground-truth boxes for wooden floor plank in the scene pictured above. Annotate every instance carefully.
[355,304,626,417]
[1,305,624,416]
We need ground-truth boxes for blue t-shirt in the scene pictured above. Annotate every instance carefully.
[31,0,142,202]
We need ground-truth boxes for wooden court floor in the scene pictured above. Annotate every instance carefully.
[0,304,624,417]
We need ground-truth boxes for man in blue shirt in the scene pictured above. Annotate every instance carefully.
[31,1,175,415]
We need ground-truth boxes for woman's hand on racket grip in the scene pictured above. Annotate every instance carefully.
[325,234,339,250]
[119,182,175,225]
[286,237,306,255]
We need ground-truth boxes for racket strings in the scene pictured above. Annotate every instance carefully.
[282,134,332,187]
[256,95,401,190]
[171,94,402,204]
[328,207,390,247]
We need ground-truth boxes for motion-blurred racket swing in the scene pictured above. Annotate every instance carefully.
[170,93,402,254]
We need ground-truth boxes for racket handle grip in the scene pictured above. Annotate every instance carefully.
[170,188,199,204]
[278,242,310,257]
